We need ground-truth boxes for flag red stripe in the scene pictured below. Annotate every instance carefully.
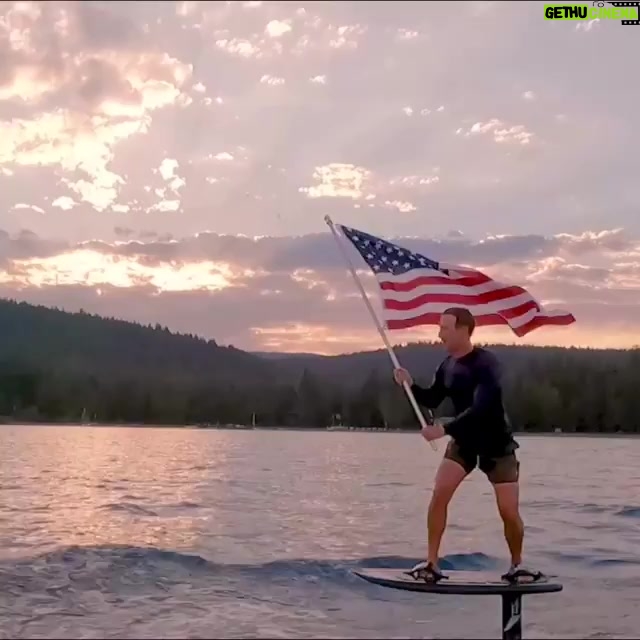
[379,273,490,292]
[387,310,576,335]
[513,312,576,336]
[382,285,534,312]
[387,300,539,326]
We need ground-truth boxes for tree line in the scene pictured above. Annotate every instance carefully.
[1,349,639,434]
[1,297,638,434]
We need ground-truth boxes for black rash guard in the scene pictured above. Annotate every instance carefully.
[410,346,518,457]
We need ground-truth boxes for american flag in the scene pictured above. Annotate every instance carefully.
[338,224,576,337]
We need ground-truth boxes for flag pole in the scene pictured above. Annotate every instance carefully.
[324,215,437,450]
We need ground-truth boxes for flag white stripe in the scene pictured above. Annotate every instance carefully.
[384,306,572,330]
[382,292,539,321]
[376,276,531,302]
[374,266,482,285]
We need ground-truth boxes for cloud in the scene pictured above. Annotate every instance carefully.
[2,0,635,241]
[259,74,285,86]
[151,226,637,274]
[0,1,193,215]
[0,1,638,352]
[11,203,44,214]
[265,19,292,38]
[215,37,261,59]
[0,228,68,267]
[300,163,371,200]
[456,119,534,145]
[0,225,638,352]
[527,257,611,285]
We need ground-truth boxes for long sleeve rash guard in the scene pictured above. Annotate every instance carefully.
[410,347,517,456]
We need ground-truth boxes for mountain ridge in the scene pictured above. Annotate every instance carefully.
[1,296,638,433]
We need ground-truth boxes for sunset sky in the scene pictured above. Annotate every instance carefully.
[0,1,638,354]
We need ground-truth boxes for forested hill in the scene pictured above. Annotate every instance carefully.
[0,297,639,433]
[0,299,274,385]
[258,342,640,434]
[255,341,632,387]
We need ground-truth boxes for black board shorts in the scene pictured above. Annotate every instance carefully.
[444,440,520,484]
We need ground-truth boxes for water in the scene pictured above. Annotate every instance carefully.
[0,425,639,639]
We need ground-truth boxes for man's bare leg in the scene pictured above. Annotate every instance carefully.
[426,458,468,564]
[491,463,542,582]
[493,481,524,566]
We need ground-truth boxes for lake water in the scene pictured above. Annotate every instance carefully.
[0,425,638,639]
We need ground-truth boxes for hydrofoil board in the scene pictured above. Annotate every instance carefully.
[353,568,562,595]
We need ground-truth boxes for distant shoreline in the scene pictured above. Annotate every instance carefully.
[0,421,638,438]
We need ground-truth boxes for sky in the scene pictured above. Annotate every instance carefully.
[0,0,638,355]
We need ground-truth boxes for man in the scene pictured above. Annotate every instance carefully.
[393,307,542,584]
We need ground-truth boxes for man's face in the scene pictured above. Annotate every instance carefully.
[438,313,466,351]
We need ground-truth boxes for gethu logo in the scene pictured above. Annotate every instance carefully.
[544,2,640,24]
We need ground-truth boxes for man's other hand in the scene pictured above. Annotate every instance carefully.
[393,367,413,386]
[421,422,446,442]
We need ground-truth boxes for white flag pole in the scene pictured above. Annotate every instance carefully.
[324,215,437,450]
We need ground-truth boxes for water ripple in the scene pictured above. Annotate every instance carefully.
[0,425,638,639]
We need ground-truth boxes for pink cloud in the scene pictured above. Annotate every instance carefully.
[0,226,638,353]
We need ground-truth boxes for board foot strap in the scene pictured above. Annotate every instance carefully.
[404,561,448,583]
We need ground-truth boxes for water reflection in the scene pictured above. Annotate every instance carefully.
[0,425,237,558]
[0,427,639,639]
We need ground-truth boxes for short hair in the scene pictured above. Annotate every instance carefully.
[443,307,475,335]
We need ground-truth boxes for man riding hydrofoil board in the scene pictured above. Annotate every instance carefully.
[393,307,543,585]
